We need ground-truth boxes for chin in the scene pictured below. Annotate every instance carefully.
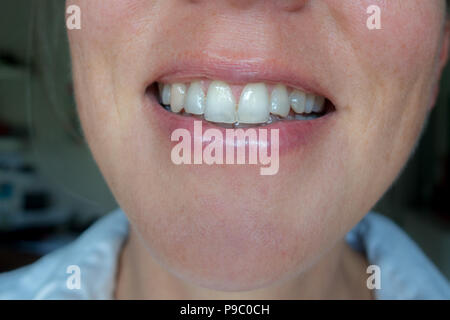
[119,182,339,292]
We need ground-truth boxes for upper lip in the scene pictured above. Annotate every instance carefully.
[148,52,334,105]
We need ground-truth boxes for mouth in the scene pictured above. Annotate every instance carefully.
[142,58,338,160]
[147,79,335,129]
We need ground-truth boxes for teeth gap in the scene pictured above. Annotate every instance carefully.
[151,82,333,126]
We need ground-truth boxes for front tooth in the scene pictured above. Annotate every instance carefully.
[185,81,206,115]
[237,83,270,124]
[270,84,290,117]
[305,93,315,113]
[170,83,187,113]
[162,84,171,105]
[204,81,236,124]
[290,90,306,113]
[312,96,325,113]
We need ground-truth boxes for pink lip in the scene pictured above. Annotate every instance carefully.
[144,93,335,158]
[146,55,334,101]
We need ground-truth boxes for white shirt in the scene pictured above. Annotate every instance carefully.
[0,209,448,299]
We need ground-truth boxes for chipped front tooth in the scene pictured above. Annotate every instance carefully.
[270,84,290,117]
[237,83,270,124]
[162,84,171,105]
[185,81,206,115]
[290,90,306,113]
[305,93,315,114]
[170,83,187,113]
[205,81,237,124]
[312,96,325,113]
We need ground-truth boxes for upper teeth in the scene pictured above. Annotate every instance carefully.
[205,81,237,124]
[158,81,326,124]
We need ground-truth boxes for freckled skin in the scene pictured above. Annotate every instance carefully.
[67,0,449,295]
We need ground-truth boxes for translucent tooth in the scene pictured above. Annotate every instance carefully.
[305,93,315,114]
[270,84,290,117]
[170,83,187,113]
[204,81,237,124]
[162,84,171,105]
[312,96,325,113]
[295,114,318,120]
[290,90,306,113]
[237,83,270,124]
[185,81,206,115]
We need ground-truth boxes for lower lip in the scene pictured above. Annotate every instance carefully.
[144,93,336,157]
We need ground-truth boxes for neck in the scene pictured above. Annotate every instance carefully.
[115,227,372,300]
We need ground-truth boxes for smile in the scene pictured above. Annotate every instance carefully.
[143,58,338,159]
[154,80,333,128]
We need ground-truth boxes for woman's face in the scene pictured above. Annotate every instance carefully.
[67,0,448,291]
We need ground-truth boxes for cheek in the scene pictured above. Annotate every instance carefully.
[327,0,443,77]
[67,0,153,43]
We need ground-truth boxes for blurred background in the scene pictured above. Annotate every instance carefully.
[0,1,449,280]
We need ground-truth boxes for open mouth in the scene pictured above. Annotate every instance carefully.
[148,80,335,129]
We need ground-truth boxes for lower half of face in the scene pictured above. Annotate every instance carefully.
[68,0,446,290]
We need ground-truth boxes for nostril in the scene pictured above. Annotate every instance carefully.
[225,0,261,10]
[276,0,308,12]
